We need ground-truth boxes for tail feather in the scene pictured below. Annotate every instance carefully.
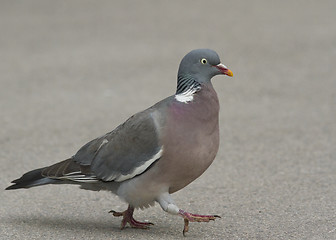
[6,167,57,190]
[6,158,97,190]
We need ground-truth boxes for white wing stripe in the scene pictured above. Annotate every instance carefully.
[114,147,163,182]
[67,179,98,183]
[63,172,84,176]
[98,139,109,151]
[55,174,99,183]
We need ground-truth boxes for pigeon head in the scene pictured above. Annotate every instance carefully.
[177,49,233,84]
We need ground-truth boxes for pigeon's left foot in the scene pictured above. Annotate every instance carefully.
[179,209,221,236]
[109,205,154,229]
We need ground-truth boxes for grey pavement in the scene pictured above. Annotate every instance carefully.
[0,1,335,239]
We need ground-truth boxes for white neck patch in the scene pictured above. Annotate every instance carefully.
[175,87,200,103]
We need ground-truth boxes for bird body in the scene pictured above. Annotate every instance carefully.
[6,49,233,235]
[117,82,220,208]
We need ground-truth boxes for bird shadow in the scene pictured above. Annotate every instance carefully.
[3,214,179,238]
[5,215,115,231]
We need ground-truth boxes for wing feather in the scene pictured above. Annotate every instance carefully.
[73,107,165,182]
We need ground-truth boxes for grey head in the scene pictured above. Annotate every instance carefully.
[176,49,233,94]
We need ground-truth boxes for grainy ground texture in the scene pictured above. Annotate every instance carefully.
[1,1,335,239]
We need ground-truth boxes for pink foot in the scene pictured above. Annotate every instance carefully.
[179,209,220,236]
[109,205,154,229]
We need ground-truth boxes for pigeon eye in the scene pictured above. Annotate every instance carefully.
[200,58,207,64]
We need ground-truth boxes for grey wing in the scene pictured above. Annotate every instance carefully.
[73,110,163,182]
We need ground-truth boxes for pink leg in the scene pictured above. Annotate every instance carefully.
[109,205,154,229]
[179,209,220,236]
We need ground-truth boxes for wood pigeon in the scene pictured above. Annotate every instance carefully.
[6,49,233,235]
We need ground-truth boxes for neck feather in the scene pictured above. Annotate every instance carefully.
[176,75,201,94]
[175,75,202,103]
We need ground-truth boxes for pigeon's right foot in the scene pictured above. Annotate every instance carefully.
[109,205,154,229]
[179,209,221,236]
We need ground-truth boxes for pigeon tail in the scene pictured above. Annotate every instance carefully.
[5,167,57,190]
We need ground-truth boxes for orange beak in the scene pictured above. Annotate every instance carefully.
[215,63,233,77]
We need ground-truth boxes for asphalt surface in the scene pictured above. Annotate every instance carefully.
[1,1,335,239]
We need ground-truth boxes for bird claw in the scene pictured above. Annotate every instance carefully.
[179,210,221,236]
[183,218,189,237]
[109,206,154,229]
[109,210,123,217]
